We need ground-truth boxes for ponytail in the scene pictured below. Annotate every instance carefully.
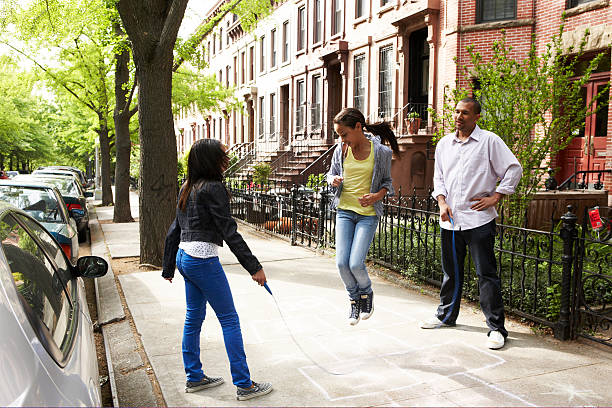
[363,122,400,156]
[333,107,400,156]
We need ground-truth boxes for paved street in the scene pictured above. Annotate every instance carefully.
[92,192,612,407]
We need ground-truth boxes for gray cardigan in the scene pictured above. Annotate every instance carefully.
[326,134,394,217]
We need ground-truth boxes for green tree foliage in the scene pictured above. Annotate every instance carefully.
[0,56,54,170]
[430,24,608,221]
[172,67,241,115]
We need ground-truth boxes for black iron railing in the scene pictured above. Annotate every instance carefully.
[557,169,611,191]
[225,181,612,346]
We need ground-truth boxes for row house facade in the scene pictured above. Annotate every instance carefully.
[174,0,610,204]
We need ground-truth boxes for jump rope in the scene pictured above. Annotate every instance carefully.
[259,216,460,375]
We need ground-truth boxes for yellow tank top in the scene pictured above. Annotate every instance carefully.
[338,140,376,216]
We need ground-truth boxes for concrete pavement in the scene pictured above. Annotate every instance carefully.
[92,192,612,407]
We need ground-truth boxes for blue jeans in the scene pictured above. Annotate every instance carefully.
[335,209,379,300]
[176,249,252,388]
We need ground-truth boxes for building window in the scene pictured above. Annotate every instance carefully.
[259,96,265,138]
[240,51,246,84]
[567,0,597,7]
[313,0,322,44]
[260,36,265,72]
[311,75,321,129]
[296,79,305,132]
[355,0,364,18]
[332,0,342,35]
[219,27,223,50]
[226,65,230,88]
[270,93,276,137]
[270,29,277,67]
[249,46,254,81]
[353,54,366,113]
[378,46,393,119]
[477,0,516,23]
[282,21,289,62]
[207,41,211,62]
[233,56,238,85]
[212,34,216,54]
[297,6,305,51]
[381,0,392,6]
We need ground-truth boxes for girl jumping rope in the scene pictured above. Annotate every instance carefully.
[327,108,400,325]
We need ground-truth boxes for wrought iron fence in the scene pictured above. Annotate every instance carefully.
[226,181,611,346]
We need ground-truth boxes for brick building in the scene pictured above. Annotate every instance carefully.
[174,0,610,204]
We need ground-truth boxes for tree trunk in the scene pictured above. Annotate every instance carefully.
[113,23,134,223]
[117,0,187,266]
[98,115,114,206]
[136,62,177,266]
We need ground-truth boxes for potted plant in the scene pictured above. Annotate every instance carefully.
[406,111,421,135]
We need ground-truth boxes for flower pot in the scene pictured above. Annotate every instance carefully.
[408,118,422,135]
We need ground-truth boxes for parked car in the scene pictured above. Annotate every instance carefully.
[0,201,108,406]
[14,174,91,243]
[36,166,89,190]
[0,180,79,263]
[7,170,19,178]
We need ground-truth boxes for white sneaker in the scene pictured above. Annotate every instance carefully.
[419,317,450,329]
[486,330,505,349]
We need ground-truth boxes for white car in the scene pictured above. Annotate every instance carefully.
[0,201,108,406]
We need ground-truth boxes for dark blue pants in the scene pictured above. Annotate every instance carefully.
[436,220,507,337]
[176,249,252,387]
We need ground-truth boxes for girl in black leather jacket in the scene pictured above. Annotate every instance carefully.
[162,139,273,401]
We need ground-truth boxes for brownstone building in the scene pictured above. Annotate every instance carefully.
[174,0,610,204]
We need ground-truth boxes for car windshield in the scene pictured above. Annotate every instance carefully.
[27,177,79,196]
[0,186,64,223]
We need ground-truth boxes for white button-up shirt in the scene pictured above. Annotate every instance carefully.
[432,125,522,231]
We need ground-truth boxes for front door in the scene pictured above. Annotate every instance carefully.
[557,74,609,186]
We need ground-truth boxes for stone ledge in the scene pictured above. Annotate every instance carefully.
[565,0,609,17]
[458,18,535,34]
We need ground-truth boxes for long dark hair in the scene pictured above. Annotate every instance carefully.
[333,107,400,156]
[178,139,229,211]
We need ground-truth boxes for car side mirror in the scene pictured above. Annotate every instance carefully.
[84,191,94,198]
[77,256,108,278]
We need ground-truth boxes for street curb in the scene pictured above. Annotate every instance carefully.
[90,206,157,407]
[90,208,121,408]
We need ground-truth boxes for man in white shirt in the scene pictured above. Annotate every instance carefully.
[420,97,522,350]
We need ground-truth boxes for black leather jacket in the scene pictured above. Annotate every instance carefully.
[162,181,262,278]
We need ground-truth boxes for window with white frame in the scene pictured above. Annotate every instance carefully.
[260,36,266,72]
[241,51,246,84]
[353,54,366,113]
[297,6,305,51]
[332,0,342,35]
[270,28,277,67]
[313,0,322,44]
[282,21,289,62]
[270,93,276,137]
[219,27,223,50]
[296,79,305,132]
[259,96,265,138]
[249,46,254,81]
[311,75,321,129]
[355,0,365,18]
[378,46,393,119]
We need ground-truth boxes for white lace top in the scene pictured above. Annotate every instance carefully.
[179,241,219,259]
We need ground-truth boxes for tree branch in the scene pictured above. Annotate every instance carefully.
[158,0,189,59]
[0,40,97,112]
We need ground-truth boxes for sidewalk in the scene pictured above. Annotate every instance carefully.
[92,192,612,407]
